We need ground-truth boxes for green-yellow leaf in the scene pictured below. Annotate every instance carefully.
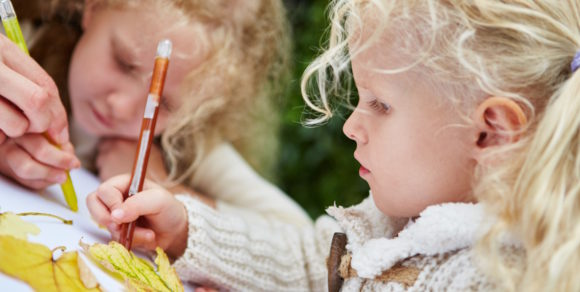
[154,247,183,292]
[83,241,184,292]
[0,212,40,239]
[0,235,101,292]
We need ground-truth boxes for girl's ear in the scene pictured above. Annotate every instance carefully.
[82,0,98,30]
[473,96,527,149]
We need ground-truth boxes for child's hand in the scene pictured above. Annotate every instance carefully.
[96,138,217,208]
[96,138,168,182]
[86,175,189,259]
[0,133,80,189]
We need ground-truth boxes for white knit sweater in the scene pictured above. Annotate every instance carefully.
[172,195,523,291]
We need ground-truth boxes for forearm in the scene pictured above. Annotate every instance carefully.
[172,195,339,291]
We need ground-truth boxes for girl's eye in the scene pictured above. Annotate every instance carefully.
[115,56,136,73]
[367,99,391,114]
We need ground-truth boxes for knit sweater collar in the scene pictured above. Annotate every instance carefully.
[327,195,491,278]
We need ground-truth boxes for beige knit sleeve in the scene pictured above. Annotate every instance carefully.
[172,195,341,291]
[192,143,311,227]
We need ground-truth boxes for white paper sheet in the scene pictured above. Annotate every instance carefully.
[0,168,193,291]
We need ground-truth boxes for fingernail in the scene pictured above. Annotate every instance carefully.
[70,158,81,169]
[111,209,124,220]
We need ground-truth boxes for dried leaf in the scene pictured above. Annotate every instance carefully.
[83,241,184,292]
[0,235,101,291]
[78,254,99,289]
[0,212,40,239]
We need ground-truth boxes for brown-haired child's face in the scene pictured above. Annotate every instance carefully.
[68,6,205,138]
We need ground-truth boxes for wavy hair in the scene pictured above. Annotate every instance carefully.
[45,0,290,183]
[302,0,580,290]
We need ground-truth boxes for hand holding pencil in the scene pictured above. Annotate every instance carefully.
[118,39,172,250]
[0,0,69,146]
[0,0,79,209]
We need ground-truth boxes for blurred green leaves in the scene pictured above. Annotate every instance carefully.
[277,0,368,218]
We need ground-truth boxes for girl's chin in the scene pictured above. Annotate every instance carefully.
[77,121,103,136]
[76,122,112,138]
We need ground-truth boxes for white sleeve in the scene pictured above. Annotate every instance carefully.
[192,143,311,227]
[172,195,341,292]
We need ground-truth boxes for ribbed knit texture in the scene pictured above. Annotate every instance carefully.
[173,196,339,291]
[172,195,525,291]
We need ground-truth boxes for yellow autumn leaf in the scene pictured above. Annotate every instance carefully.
[154,247,183,292]
[0,212,40,239]
[0,235,101,292]
[83,241,184,292]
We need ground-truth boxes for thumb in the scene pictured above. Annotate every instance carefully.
[110,189,170,223]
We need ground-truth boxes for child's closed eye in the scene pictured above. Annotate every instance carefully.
[367,99,391,114]
[115,55,137,73]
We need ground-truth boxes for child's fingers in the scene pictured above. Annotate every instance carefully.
[105,225,156,251]
[102,174,161,194]
[100,174,133,193]
[195,288,218,292]
[111,190,169,223]
[14,134,80,170]
[127,226,157,251]
[95,182,126,213]
[86,191,115,226]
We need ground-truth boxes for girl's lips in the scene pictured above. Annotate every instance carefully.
[359,165,370,177]
[92,107,113,128]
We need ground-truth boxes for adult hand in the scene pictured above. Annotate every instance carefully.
[0,133,80,189]
[86,175,189,259]
[0,34,70,145]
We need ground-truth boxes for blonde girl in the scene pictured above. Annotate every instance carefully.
[305,0,580,290]
[1,0,311,227]
[88,0,580,290]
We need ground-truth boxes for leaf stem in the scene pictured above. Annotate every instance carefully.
[51,246,67,261]
[17,212,73,225]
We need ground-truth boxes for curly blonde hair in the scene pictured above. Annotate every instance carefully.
[302,0,580,290]
[41,0,290,183]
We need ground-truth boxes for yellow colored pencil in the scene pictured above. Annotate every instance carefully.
[0,0,77,211]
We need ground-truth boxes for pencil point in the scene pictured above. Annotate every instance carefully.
[61,172,78,212]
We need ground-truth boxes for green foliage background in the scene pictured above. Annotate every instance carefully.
[275,0,368,218]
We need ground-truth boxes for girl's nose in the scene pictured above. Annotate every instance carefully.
[343,109,368,144]
[105,92,143,122]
